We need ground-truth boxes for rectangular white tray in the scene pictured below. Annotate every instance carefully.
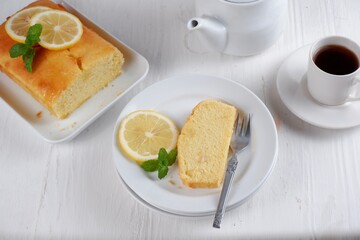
[0,1,149,143]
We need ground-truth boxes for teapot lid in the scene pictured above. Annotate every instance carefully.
[225,0,259,3]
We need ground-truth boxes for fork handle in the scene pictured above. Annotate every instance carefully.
[213,155,238,228]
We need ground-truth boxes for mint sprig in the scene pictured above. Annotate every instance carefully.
[141,148,177,179]
[9,24,42,73]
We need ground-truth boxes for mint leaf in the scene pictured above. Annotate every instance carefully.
[140,159,159,172]
[140,148,177,179]
[158,165,168,179]
[25,24,42,46]
[168,149,177,166]
[23,49,35,73]
[9,43,28,58]
[158,148,168,166]
[9,24,42,73]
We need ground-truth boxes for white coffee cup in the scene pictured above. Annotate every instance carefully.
[307,36,360,106]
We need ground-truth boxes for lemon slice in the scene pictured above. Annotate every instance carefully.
[118,110,179,163]
[5,6,52,43]
[30,10,83,50]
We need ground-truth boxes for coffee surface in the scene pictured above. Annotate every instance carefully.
[314,45,359,75]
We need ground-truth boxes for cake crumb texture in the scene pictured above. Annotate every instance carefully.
[178,99,237,188]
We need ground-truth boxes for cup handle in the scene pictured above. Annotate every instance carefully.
[348,75,360,101]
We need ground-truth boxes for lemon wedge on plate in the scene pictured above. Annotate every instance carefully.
[118,110,179,163]
[30,10,83,50]
[5,6,51,43]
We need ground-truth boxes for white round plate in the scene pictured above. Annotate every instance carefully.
[277,45,360,129]
[112,74,278,216]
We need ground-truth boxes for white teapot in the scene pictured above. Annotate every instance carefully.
[187,0,287,56]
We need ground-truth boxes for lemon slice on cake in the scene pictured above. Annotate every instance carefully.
[30,10,83,50]
[5,6,51,43]
[118,110,179,163]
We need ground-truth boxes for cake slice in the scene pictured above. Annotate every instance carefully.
[0,0,124,119]
[178,99,237,188]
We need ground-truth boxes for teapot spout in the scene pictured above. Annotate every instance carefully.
[187,17,227,53]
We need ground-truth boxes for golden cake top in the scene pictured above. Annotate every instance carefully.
[0,0,120,104]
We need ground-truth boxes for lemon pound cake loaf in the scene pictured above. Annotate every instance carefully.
[178,99,237,188]
[0,0,124,119]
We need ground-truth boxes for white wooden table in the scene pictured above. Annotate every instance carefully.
[1,0,360,239]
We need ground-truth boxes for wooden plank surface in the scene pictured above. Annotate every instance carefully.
[1,0,360,239]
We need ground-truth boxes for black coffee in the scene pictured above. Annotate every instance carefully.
[314,45,359,75]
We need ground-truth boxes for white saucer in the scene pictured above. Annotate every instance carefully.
[276,45,360,129]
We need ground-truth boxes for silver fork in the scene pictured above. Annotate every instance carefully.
[213,113,251,228]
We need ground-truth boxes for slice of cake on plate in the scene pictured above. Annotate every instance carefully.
[178,99,237,188]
